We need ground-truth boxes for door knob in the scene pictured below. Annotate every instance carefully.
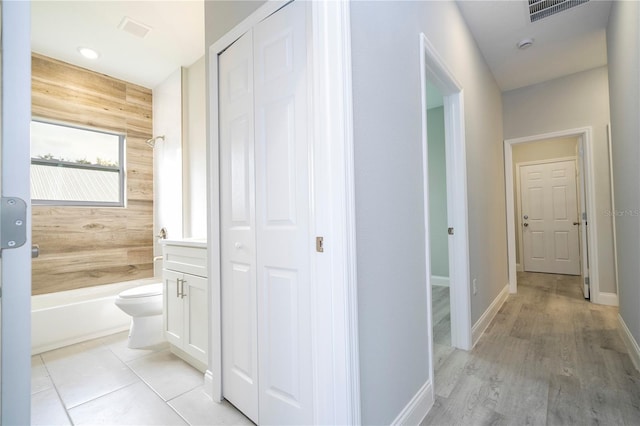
[523,223,529,227]
[234,242,243,249]
[573,222,580,225]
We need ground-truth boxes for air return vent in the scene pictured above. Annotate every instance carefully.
[118,17,152,39]
[529,0,590,22]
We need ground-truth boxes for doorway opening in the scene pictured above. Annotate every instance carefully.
[420,33,472,388]
[425,81,452,355]
[504,128,602,302]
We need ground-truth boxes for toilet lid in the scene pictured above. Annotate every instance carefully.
[119,283,162,299]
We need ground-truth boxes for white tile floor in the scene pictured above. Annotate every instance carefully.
[31,331,254,426]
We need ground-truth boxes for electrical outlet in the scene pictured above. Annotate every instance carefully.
[473,278,478,295]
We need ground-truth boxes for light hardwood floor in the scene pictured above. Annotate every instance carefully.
[432,285,451,347]
[423,271,640,425]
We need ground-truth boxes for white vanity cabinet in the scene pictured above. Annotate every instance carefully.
[161,239,208,367]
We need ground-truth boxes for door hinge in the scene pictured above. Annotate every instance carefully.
[582,212,587,221]
[448,227,454,235]
[316,236,324,253]
[0,197,27,256]
[584,276,590,285]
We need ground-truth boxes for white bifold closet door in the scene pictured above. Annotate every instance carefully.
[219,2,313,425]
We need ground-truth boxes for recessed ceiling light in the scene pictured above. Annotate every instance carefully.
[517,38,534,50]
[78,47,100,60]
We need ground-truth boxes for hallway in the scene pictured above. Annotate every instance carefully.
[423,272,640,425]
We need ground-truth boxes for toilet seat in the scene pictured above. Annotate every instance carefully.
[118,283,162,299]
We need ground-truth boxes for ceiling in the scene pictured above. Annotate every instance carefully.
[31,1,205,89]
[456,0,612,92]
[31,1,611,93]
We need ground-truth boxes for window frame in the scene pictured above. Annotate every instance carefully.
[30,119,126,207]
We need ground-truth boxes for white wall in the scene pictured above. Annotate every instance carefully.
[350,1,505,423]
[183,56,207,238]
[503,66,615,294]
[205,1,266,49]
[512,137,578,266]
[607,1,640,345]
[153,69,184,275]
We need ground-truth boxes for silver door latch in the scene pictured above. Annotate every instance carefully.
[0,197,27,253]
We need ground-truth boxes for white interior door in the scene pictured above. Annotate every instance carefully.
[220,2,312,424]
[521,160,581,275]
[220,29,259,423]
[1,1,32,423]
[253,2,312,424]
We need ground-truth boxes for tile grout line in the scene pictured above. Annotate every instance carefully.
[109,344,198,425]
[38,353,76,426]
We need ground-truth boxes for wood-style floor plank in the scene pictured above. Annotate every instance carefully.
[423,271,640,426]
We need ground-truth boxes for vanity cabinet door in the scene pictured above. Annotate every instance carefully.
[163,269,184,347]
[183,273,207,363]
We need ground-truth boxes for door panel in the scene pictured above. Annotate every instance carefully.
[521,160,580,275]
[185,274,207,359]
[164,269,184,346]
[220,29,259,424]
[254,1,312,424]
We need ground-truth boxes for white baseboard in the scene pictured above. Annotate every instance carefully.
[472,284,509,347]
[391,380,434,426]
[204,370,215,401]
[596,292,619,306]
[516,263,523,272]
[431,276,450,287]
[618,314,640,372]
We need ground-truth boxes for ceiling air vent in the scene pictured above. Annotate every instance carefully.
[529,0,590,22]
[118,17,152,39]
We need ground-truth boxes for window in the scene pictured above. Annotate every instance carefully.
[30,120,125,206]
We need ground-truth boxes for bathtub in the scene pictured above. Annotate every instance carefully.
[31,277,161,355]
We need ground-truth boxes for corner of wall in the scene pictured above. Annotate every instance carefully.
[390,380,434,426]
[472,283,509,347]
[618,314,640,372]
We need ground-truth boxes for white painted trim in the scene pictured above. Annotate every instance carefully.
[606,124,619,297]
[431,276,450,287]
[390,380,434,426]
[2,2,33,424]
[420,33,472,353]
[618,314,640,372]
[206,1,359,423]
[472,284,509,347]
[419,34,435,414]
[597,292,619,306]
[504,128,606,305]
[309,1,360,423]
[516,263,523,272]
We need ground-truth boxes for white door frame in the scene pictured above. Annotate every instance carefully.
[420,31,473,372]
[206,1,360,424]
[515,157,581,276]
[504,127,611,305]
[1,1,32,423]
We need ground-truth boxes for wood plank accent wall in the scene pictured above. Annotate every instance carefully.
[31,54,154,295]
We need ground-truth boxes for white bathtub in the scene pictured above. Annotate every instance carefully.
[31,277,161,355]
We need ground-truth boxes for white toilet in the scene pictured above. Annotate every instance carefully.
[115,282,164,349]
